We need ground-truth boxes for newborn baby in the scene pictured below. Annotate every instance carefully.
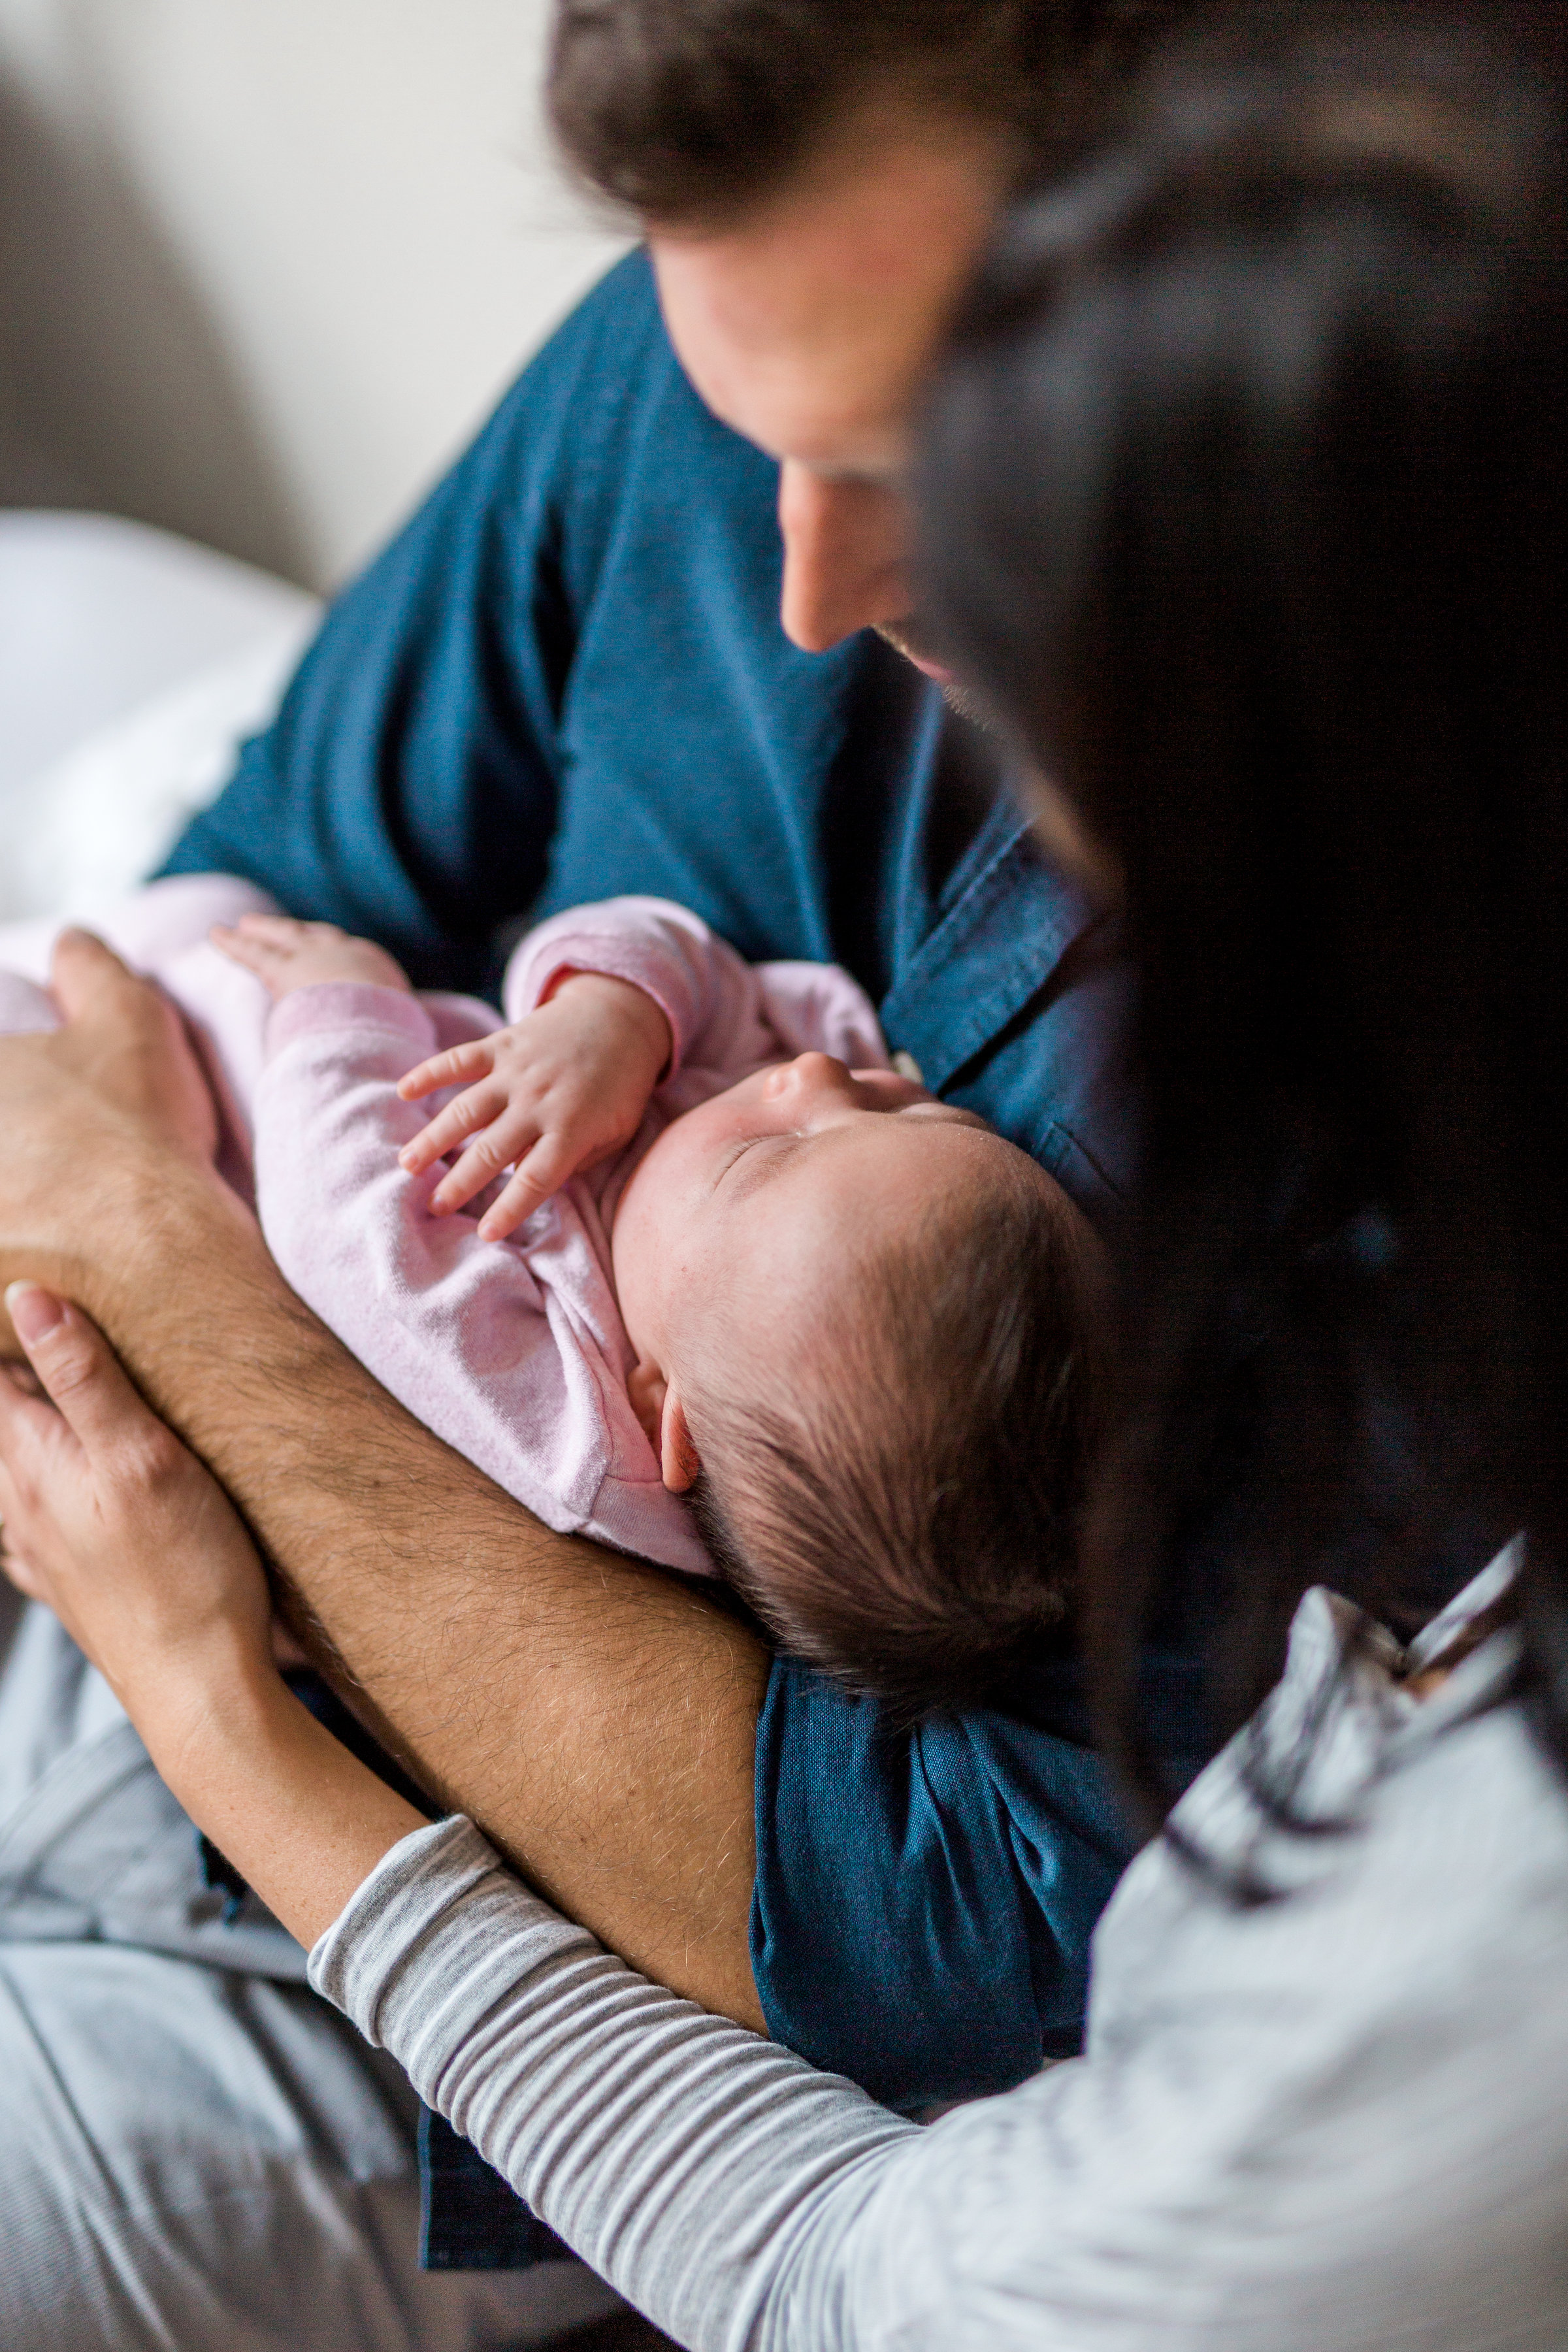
[0,877,1102,1715]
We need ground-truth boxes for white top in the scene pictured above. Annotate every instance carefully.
[310,1548,1568,2350]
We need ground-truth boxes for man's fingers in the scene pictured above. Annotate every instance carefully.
[3,1284,166,1466]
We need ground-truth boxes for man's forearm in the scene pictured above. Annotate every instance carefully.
[26,1149,767,2025]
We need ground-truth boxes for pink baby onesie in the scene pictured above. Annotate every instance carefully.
[0,877,889,1577]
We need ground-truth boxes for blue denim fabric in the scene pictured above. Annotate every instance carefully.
[164,249,1149,2264]
[754,1667,1137,2104]
[416,2107,571,2271]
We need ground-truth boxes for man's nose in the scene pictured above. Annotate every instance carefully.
[777,465,912,652]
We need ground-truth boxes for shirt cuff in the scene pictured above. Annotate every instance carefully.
[529,946,685,1077]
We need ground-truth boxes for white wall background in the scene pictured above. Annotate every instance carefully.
[0,0,628,589]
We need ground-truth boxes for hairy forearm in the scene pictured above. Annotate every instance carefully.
[12,1147,766,2022]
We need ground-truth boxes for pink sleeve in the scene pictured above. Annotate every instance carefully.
[751,962,890,1070]
[252,982,711,1576]
[502,896,887,1079]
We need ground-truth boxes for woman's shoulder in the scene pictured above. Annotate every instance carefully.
[866,1610,1568,2348]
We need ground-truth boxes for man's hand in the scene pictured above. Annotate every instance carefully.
[397,971,674,1241]
[0,930,220,1350]
[44,927,219,1159]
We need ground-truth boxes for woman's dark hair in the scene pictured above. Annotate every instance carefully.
[546,0,1204,227]
[917,2,1568,1819]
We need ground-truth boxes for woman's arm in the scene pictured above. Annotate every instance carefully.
[314,1816,921,2352]
[0,1278,916,2345]
[0,1281,426,1940]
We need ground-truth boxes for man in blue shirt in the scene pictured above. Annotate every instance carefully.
[0,4,1192,2340]
[167,231,1135,2100]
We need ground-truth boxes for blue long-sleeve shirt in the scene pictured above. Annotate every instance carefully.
[166,250,1141,2146]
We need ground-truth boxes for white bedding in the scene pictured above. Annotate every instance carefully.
[0,512,318,923]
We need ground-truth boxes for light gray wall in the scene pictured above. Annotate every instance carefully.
[0,0,628,588]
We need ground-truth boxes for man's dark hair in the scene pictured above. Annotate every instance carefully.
[687,1167,1105,1725]
[547,1,1203,226]
[919,3,1568,1812]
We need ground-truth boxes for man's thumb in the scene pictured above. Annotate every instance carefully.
[48,926,137,1021]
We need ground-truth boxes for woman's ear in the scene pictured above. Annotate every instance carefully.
[659,1388,702,1494]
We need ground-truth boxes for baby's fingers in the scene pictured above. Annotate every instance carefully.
[428,1106,549,1218]
[210,924,282,977]
[476,1136,580,1241]
[397,1040,495,1103]
[399,1083,510,1177]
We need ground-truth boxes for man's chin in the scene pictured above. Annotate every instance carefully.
[874,617,950,680]
[875,623,990,727]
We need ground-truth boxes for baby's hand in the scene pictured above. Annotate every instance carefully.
[211,914,412,999]
[397,972,672,1240]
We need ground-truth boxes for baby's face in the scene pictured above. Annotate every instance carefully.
[611,1051,1036,1392]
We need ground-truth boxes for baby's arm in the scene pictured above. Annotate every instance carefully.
[497,894,887,1089]
[246,985,619,1544]
[215,913,674,1243]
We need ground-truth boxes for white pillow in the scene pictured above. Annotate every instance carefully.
[0,614,319,924]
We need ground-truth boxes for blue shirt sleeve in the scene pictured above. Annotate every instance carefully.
[161,248,792,991]
[752,1659,1139,2106]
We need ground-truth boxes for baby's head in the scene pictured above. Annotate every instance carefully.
[612,1052,1104,1718]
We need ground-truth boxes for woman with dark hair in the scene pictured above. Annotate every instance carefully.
[0,7,1564,2346]
[921,0,1568,1821]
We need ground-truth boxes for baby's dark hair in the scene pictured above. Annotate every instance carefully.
[687,1156,1105,1724]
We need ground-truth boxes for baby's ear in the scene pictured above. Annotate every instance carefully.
[626,1358,666,1452]
[659,1390,702,1494]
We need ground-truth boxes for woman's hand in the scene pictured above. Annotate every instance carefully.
[0,1282,276,1746]
[0,1281,427,1946]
